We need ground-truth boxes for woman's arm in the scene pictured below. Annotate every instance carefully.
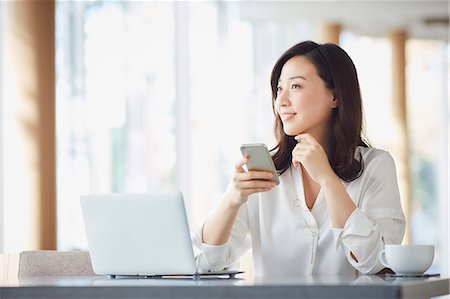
[202,157,276,245]
[291,134,405,273]
[321,174,356,228]
[335,153,405,274]
[291,133,356,227]
[201,193,243,245]
[194,157,276,270]
[192,201,251,271]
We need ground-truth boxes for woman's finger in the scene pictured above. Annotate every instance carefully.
[236,171,274,182]
[292,143,314,167]
[236,180,277,189]
[293,141,317,156]
[234,157,248,173]
[295,133,318,145]
[236,187,272,199]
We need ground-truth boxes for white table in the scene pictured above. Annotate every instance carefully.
[1,273,449,299]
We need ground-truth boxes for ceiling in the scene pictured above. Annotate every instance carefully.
[239,1,449,41]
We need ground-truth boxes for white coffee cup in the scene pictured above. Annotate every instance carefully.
[379,244,434,275]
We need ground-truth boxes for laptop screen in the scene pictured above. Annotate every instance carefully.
[80,191,197,276]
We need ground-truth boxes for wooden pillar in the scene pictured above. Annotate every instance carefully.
[0,1,4,255]
[3,1,56,250]
[317,23,341,45]
[390,30,411,244]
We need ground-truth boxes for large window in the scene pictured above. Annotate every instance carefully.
[56,1,259,249]
[406,39,449,274]
[55,1,448,275]
[56,1,177,249]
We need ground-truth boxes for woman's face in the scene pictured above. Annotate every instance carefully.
[274,55,336,137]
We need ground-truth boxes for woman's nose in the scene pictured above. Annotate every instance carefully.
[277,90,290,106]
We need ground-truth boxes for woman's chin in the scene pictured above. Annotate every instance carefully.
[283,127,303,136]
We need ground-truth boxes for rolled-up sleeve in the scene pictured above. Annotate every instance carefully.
[191,201,252,271]
[333,152,406,274]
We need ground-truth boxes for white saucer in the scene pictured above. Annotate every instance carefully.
[385,273,440,278]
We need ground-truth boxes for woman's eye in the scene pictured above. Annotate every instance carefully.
[276,86,282,93]
[291,84,301,89]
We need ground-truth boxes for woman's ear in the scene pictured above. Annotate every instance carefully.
[331,98,338,108]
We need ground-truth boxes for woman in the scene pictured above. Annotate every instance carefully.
[192,41,405,276]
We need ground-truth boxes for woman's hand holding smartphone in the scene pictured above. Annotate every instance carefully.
[240,144,280,185]
[224,144,279,207]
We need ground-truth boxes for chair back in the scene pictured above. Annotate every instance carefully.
[18,250,97,277]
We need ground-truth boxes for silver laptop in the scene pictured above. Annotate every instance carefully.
[80,191,241,278]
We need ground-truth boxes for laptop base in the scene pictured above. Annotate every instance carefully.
[108,270,244,280]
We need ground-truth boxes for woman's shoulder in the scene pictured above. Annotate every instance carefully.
[356,146,396,173]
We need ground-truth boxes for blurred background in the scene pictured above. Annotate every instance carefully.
[1,0,449,275]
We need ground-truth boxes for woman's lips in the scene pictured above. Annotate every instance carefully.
[281,113,296,121]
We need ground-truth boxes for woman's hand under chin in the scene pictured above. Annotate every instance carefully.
[291,133,338,186]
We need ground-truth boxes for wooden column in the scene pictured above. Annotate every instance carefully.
[4,1,56,250]
[317,23,341,45]
[0,1,4,255]
[390,30,411,244]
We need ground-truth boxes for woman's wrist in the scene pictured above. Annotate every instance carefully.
[223,192,245,210]
[318,170,340,188]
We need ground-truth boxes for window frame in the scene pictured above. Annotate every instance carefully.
[437,49,449,275]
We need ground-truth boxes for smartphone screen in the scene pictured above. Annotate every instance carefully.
[240,143,280,185]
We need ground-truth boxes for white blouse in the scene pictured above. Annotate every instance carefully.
[192,147,406,276]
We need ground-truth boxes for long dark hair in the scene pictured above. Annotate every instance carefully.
[270,41,369,182]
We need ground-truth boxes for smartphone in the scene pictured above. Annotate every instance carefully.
[240,143,280,185]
